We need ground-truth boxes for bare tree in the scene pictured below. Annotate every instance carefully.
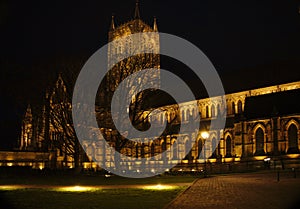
[95,53,159,163]
[44,57,86,169]
[48,74,84,169]
[93,48,188,170]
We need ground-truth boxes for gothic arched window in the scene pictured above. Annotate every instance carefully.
[186,109,190,121]
[162,141,166,151]
[232,102,235,115]
[287,124,299,154]
[237,100,243,114]
[226,136,232,157]
[255,128,265,155]
[172,140,178,159]
[211,105,215,118]
[206,106,209,118]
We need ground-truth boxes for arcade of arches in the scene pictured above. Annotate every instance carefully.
[79,81,300,171]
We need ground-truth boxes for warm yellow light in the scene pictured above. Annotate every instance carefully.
[253,156,267,161]
[0,185,99,192]
[143,184,175,190]
[286,154,300,159]
[0,185,22,190]
[56,186,96,192]
[201,131,209,139]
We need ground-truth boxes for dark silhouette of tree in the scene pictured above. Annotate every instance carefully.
[48,74,84,169]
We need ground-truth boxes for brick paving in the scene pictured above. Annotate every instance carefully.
[165,172,300,209]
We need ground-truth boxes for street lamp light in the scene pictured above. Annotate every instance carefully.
[201,131,209,140]
[201,131,209,177]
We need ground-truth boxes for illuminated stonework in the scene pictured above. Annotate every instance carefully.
[13,80,300,170]
[13,3,300,171]
[78,80,300,173]
[148,81,300,161]
[20,105,33,150]
[104,4,160,106]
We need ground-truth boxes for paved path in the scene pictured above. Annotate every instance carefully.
[165,172,300,209]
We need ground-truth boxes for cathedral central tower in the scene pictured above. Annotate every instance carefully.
[106,1,160,92]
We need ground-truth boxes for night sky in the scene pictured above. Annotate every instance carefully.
[1,0,300,149]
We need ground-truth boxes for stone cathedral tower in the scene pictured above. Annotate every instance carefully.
[106,1,160,93]
[98,1,160,129]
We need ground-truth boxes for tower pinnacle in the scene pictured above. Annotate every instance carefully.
[153,17,158,32]
[134,0,140,19]
[110,15,115,31]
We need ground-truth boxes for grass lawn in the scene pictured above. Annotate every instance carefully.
[0,187,186,209]
[0,174,197,209]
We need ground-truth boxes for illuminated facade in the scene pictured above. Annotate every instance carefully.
[11,80,300,170]
[10,3,300,171]
[81,81,300,172]
[148,81,300,162]
[98,1,160,129]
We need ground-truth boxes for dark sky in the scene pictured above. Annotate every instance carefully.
[2,0,300,65]
[1,0,300,149]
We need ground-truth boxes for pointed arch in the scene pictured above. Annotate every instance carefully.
[237,100,243,114]
[287,124,299,154]
[206,106,209,118]
[161,139,166,152]
[285,119,300,130]
[254,127,265,156]
[186,109,191,121]
[208,132,217,141]
[191,108,195,119]
[225,135,232,157]
[184,136,192,160]
[232,101,236,114]
[171,138,178,159]
[211,104,215,118]
[217,104,220,116]
[226,102,230,115]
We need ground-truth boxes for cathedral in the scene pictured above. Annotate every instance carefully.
[2,2,299,172]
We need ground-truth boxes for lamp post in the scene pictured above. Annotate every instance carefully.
[201,131,209,177]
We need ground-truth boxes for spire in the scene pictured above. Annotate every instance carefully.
[110,15,115,31]
[153,17,158,32]
[25,104,32,117]
[134,0,140,19]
